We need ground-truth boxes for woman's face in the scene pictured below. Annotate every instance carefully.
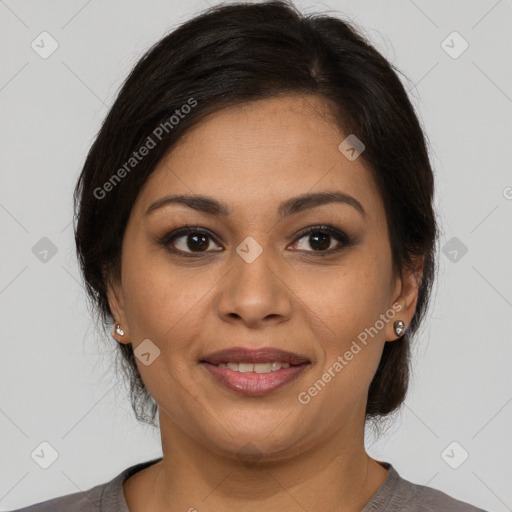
[107,94,420,460]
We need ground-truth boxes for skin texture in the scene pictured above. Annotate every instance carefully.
[107,94,423,511]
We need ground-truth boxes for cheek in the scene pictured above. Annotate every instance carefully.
[120,240,211,345]
[301,252,393,395]
[303,253,392,337]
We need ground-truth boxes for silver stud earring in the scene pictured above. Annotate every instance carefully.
[393,320,406,337]
[115,324,125,337]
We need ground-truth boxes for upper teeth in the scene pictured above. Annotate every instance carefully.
[217,362,291,373]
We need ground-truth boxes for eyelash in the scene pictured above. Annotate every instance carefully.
[158,223,353,258]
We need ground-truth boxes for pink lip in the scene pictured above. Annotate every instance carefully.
[201,346,310,365]
[200,362,310,395]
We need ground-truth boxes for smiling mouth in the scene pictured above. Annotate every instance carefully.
[200,360,310,395]
[201,346,310,366]
[199,346,310,395]
[207,361,300,373]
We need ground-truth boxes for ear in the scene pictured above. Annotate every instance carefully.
[105,272,130,344]
[386,256,424,342]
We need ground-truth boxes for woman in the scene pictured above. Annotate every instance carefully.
[11,1,487,510]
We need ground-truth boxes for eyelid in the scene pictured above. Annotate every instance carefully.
[159,224,223,252]
[158,223,353,256]
[289,224,351,254]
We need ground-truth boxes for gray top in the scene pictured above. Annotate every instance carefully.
[9,458,487,511]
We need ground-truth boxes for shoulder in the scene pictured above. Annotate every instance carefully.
[7,458,162,512]
[405,483,488,511]
[387,465,488,512]
[6,481,105,512]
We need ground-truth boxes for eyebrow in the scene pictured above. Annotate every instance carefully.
[145,191,366,219]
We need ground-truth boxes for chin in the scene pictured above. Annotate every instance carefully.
[196,422,309,463]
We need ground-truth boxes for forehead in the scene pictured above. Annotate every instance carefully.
[133,94,383,221]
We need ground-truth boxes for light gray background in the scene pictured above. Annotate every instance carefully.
[1,0,511,510]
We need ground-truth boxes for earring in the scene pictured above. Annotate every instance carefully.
[115,324,125,337]
[393,320,406,337]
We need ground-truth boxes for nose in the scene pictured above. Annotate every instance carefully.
[215,242,293,329]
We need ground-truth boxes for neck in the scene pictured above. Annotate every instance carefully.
[125,409,389,512]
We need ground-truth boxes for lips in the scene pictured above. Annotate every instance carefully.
[200,347,310,366]
[199,346,311,396]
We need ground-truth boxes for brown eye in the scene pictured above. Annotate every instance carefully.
[160,226,223,256]
[177,232,212,252]
[291,225,351,255]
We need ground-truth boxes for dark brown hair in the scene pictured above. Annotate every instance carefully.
[74,0,438,427]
